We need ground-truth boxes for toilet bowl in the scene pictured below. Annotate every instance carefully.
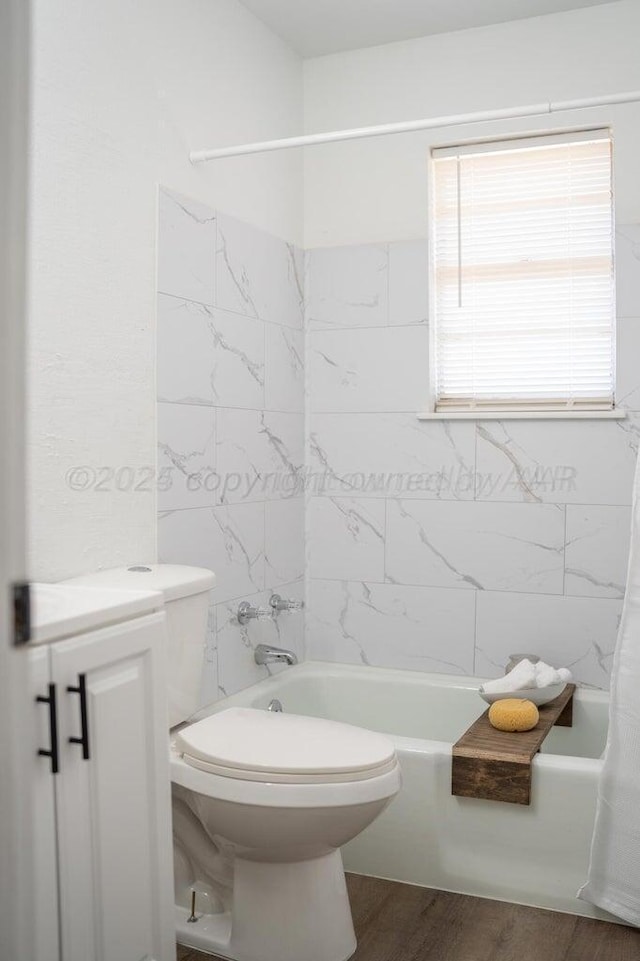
[171,707,401,961]
[71,566,400,961]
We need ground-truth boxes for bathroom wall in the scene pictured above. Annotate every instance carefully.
[303,0,640,688]
[28,0,303,581]
[28,0,640,695]
[156,189,305,703]
[304,237,639,688]
[303,0,640,246]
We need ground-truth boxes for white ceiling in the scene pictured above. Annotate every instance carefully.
[240,0,620,58]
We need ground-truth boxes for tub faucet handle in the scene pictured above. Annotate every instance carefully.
[237,601,273,625]
[269,593,304,614]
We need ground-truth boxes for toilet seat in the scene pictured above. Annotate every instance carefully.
[176,707,397,784]
[170,743,402,809]
[180,754,398,783]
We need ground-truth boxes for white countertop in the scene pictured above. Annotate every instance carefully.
[30,583,164,644]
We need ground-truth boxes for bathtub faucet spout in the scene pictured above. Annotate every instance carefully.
[254,644,298,667]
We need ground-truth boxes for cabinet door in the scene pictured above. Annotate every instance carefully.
[51,613,174,961]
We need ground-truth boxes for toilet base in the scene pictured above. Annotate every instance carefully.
[176,849,357,961]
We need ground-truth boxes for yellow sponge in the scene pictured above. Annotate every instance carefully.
[488,698,539,732]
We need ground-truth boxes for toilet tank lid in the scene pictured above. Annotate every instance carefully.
[63,564,215,602]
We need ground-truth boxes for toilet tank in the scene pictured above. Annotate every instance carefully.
[62,564,216,727]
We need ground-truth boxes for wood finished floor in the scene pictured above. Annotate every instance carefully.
[176,873,640,961]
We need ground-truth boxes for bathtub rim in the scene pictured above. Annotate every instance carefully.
[187,661,608,769]
[194,659,609,714]
[198,659,609,699]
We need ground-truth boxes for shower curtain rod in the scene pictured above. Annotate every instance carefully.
[189,90,640,163]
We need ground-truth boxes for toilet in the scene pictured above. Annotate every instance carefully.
[67,565,401,961]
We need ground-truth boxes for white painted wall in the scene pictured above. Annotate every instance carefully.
[303,0,640,247]
[28,0,303,581]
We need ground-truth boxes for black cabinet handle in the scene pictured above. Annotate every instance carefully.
[36,683,60,775]
[67,674,90,760]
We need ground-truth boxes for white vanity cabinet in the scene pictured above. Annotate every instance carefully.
[31,609,175,961]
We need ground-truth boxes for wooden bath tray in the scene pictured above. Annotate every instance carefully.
[451,684,576,806]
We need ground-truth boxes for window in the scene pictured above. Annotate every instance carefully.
[430,130,615,413]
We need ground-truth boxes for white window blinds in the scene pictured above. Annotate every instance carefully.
[431,130,615,412]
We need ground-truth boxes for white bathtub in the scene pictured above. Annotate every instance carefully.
[199,661,618,922]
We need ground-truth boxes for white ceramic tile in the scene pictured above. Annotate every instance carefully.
[216,212,303,328]
[259,410,305,499]
[306,579,476,674]
[309,413,476,499]
[265,498,305,588]
[265,324,304,412]
[386,500,565,594]
[216,582,304,697]
[216,409,270,504]
[614,410,640,460]
[199,605,219,708]
[157,295,264,408]
[306,244,388,329]
[309,326,429,413]
[388,239,429,326]
[157,295,216,406]
[157,403,216,511]
[475,418,638,505]
[207,308,265,409]
[616,224,640,318]
[216,409,304,503]
[475,591,623,689]
[616,317,640,411]
[158,188,216,305]
[308,497,385,582]
[565,505,631,598]
[158,502,264,603]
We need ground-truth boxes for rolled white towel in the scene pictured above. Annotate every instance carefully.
[534,661,573,688]
[480,658,538,695]
[534,661,559,688]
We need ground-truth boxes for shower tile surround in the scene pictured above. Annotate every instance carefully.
[304,227,640,691]
[158,186,640,697]
[157,189,305,703]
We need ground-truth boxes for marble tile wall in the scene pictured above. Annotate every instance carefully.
[156,188,305,705]
[157,187,640,694]
[305,228,640,689]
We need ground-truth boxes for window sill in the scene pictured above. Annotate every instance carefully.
[416,409,627,421]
